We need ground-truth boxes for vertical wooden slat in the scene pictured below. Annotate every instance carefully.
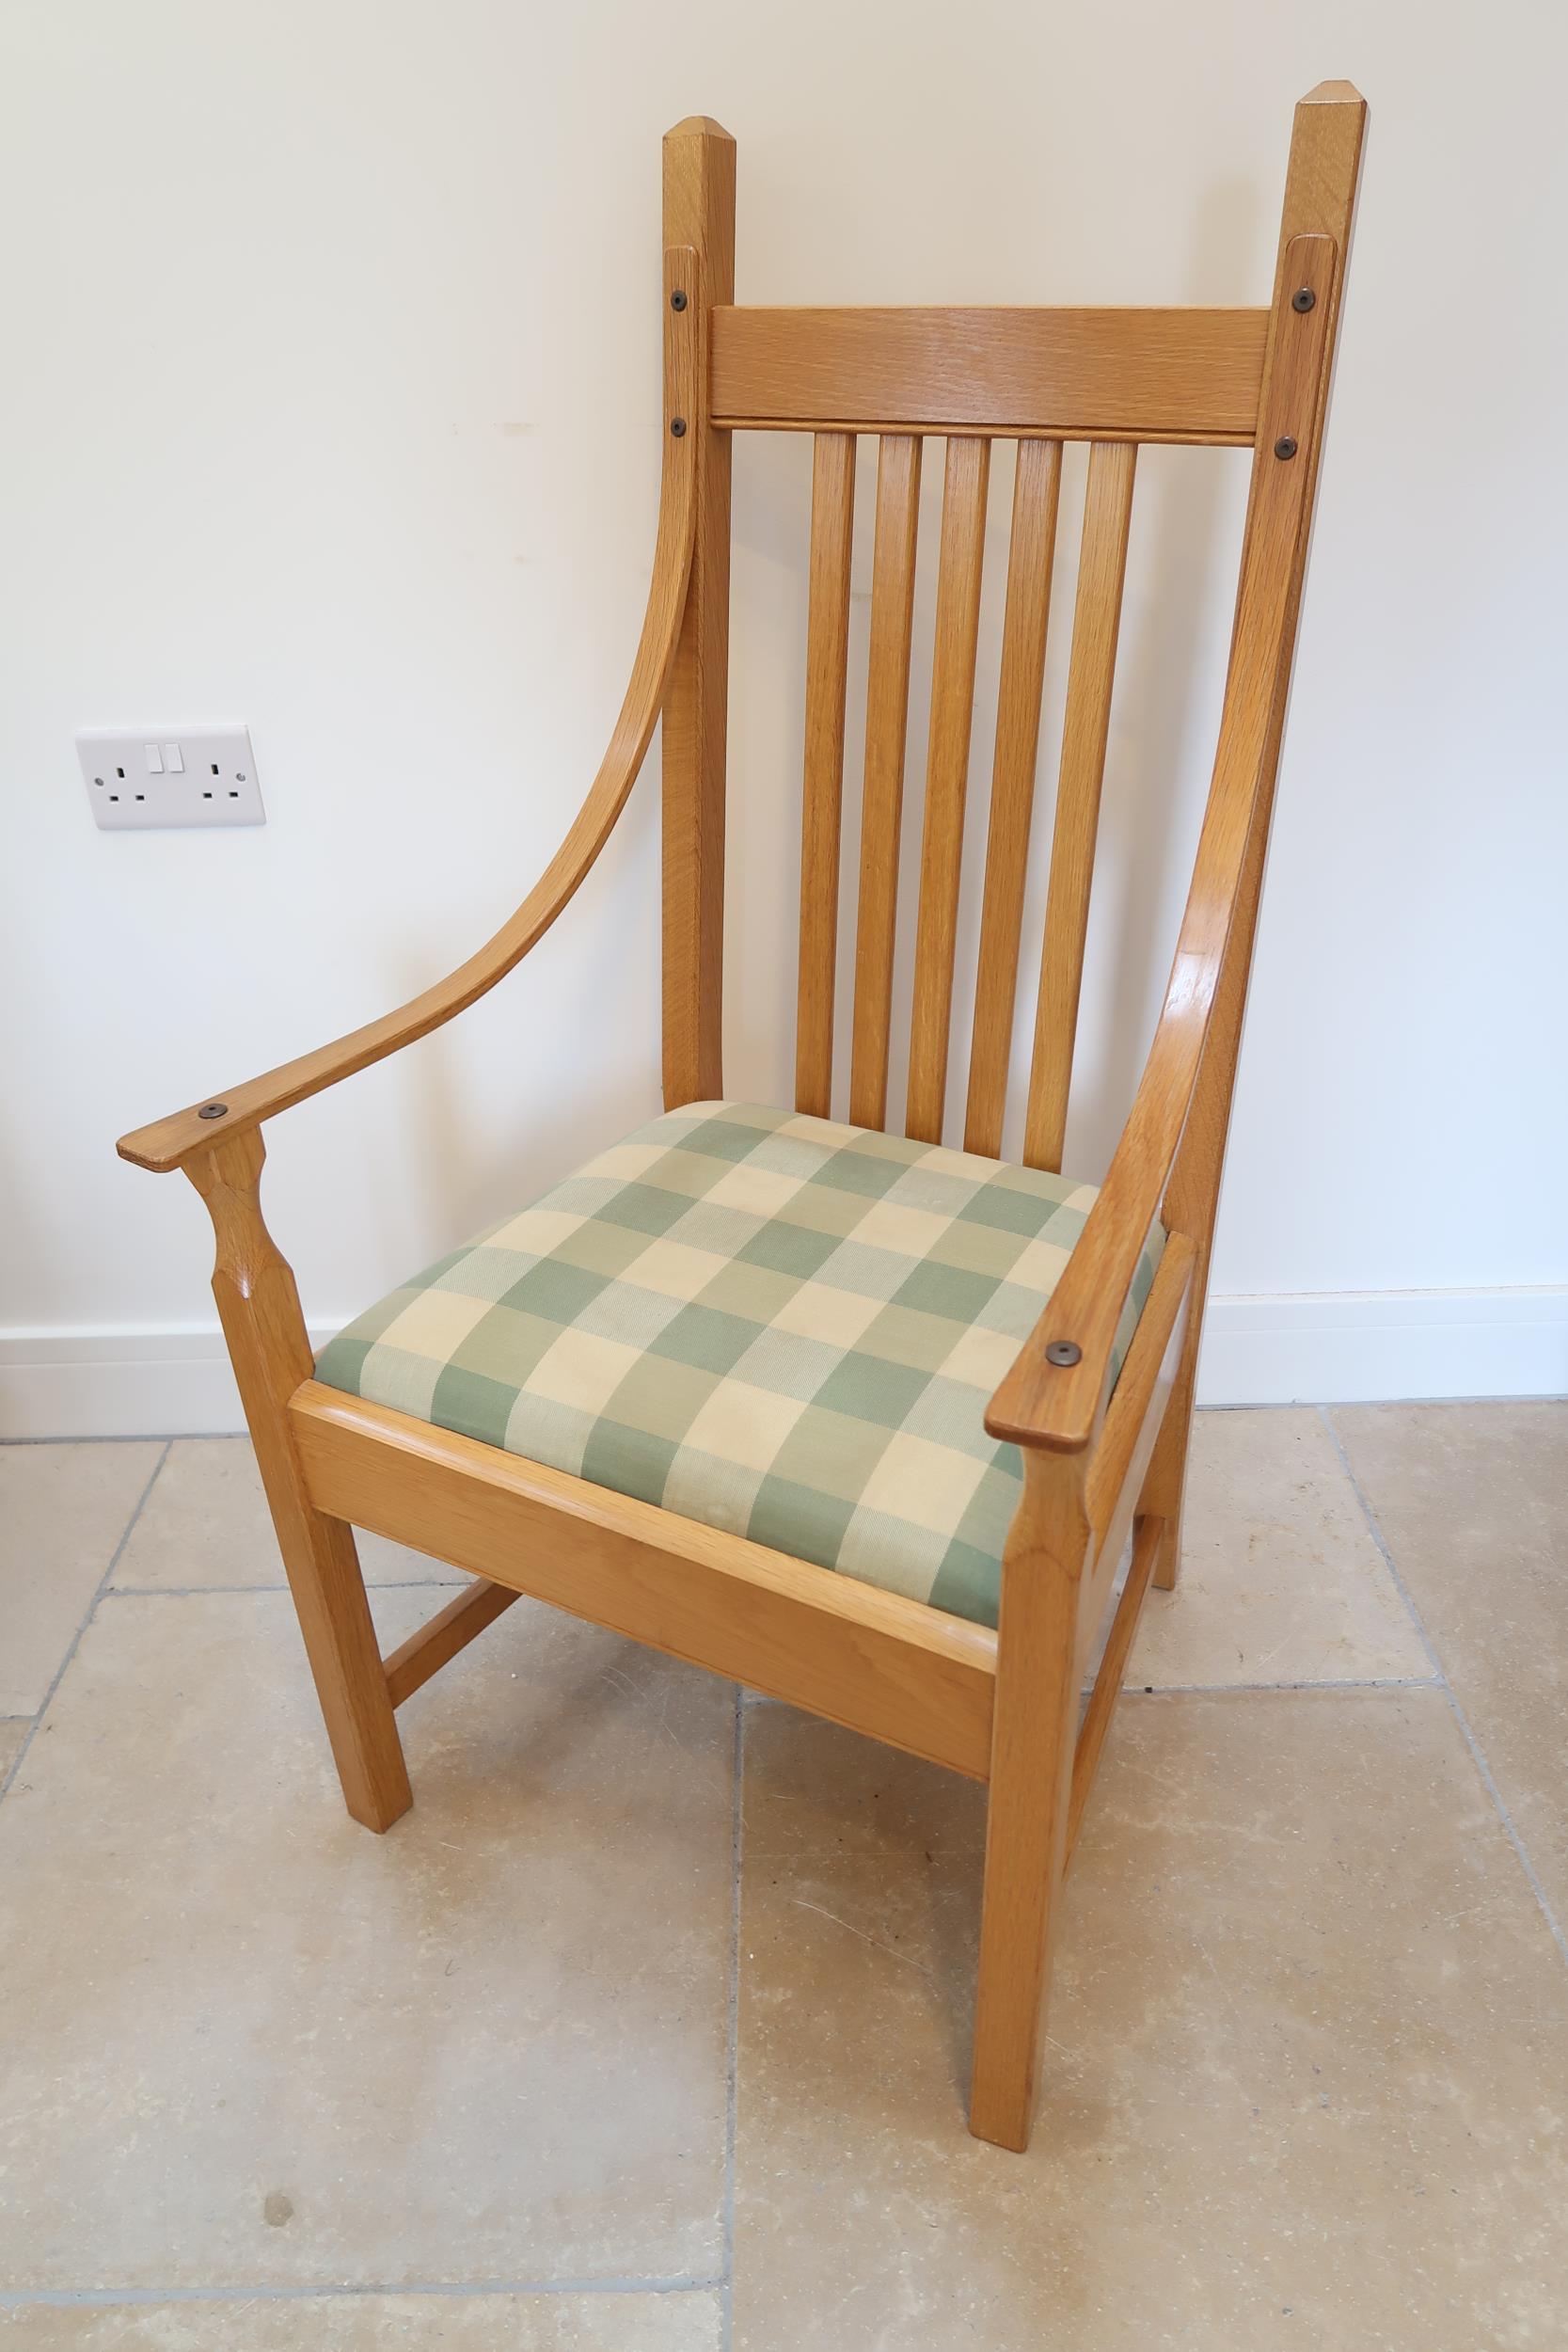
[795,433,858,1116]
[661,118,736,1108]
[905,436,992,1144]
[962,439,1063,1158]
[847,435,923,1130]
[1022,439,1138,1170]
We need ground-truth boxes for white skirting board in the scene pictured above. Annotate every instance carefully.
[1196,1288,1567,1409]
[1,1290,1564,1439]
[0,1325,338,1441]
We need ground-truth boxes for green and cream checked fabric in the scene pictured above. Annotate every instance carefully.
[315,1102,1164,1631]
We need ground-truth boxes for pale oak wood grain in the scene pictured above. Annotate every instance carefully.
[970,1446,1089,2151]
[1084,1232,1195,1536]
[661,119,735,1108]
[383,1579,522,1709]
[1075,1259,1192,1691]
[292,1383,997,1781]
[712,306,1267,439]
[989,224,1343,1456]
[905,436,991,1144]
[186,1133,410,1832]
[847,434,923,1129]
[964,437,1062,1158]
[974,87,1362,2148]
[795,431,858,1116]
[1023,439,1138,1173]
[1142,83,1367,1591]
[1066,1513,1163,1862]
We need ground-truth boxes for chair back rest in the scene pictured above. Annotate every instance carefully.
[659,90,1365,1178]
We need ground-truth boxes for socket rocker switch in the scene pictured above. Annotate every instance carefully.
[77,726,265,830]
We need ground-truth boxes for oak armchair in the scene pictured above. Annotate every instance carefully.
[119,87,1364,2153]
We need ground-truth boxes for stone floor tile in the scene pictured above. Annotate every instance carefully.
[1127,1407,1430,1689]
[0,1590,733,2291]
[0,2291,721,2349]
[0,1722,28,1779]
[110,1438,462,1591]
[733,1689,1568,2350]
[1334,1400,1568,1927]
[0,1442,163,1713]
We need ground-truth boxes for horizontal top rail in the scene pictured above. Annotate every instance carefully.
[710,305,1269,442]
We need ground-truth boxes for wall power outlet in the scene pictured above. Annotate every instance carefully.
[77,727,265,830]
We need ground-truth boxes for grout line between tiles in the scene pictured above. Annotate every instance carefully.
[1320,1405,1568,1972]
[720,1684,743,2352]
[102,1578,467,1598]
[1120,1675,1444,1696]
[0,1440,171,1808]
[0,2276,726,2309]
[0,1431,245,1447]
[742,1675,1443,1708]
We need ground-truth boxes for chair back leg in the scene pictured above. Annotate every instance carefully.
[970,1451,1091,2150]
[660,116,735,1108]
[1137,1370,1194,1591]
[187,1131,411,1833]
[1140,87,1367,1596]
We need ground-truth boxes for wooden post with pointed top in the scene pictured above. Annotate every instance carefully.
[972,82,1366,2155]
[1142,81,1366,1591]
[661,116,736,1107]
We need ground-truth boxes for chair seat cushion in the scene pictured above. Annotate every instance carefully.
[314,1101,1164,1631]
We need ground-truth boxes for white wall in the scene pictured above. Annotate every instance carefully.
[2,0,1564,1436]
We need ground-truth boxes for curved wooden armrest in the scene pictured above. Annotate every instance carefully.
[987,225,1340,1455]
[119,248,701,1178]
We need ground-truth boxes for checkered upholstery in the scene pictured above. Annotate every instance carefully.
[314,1102,1164,1630]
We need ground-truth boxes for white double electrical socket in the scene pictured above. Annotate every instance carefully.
[77,726,265,830]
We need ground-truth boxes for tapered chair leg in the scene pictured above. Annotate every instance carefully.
[265,1505,411,1834]
[1138,1330,1198,1592]
[970,1454,1091,2152]
[1147,1510,1181,1593]
[187,1130,411,1834]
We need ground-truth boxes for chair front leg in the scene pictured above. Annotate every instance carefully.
[970,1449,1092,2152]
[186,1131,411,1833]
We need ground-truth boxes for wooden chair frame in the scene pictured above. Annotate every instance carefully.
[118,87,1364,2153]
